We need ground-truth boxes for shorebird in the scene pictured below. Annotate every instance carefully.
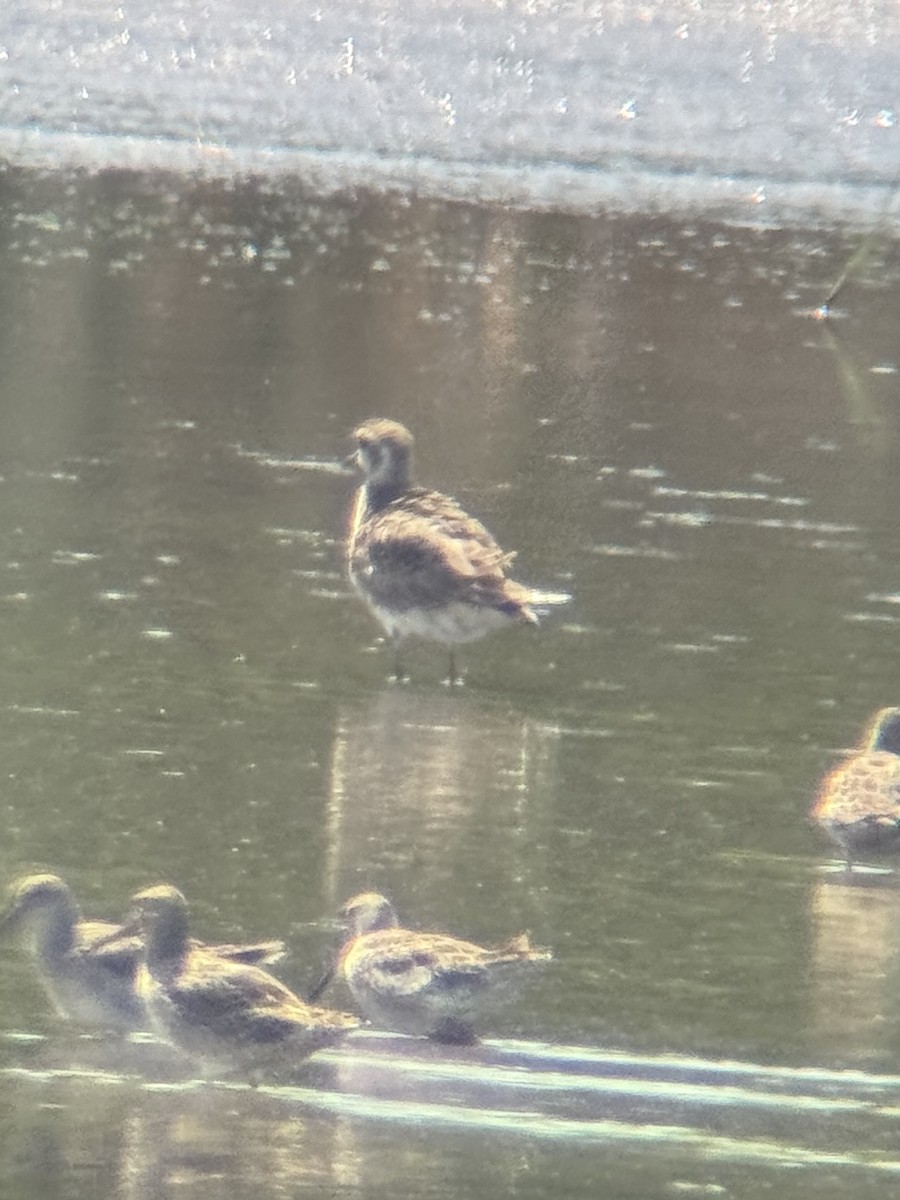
[115,884,359,1077]
[346,418,570,681]
[811,707,900,868]
[309,891,551,1044]
[0,873,286,1032]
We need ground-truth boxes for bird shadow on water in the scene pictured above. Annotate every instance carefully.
[3,1028,900,1177]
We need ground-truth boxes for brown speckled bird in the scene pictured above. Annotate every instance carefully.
[309,891,551,1044]
[811,707,900,867]
[115,885,359,1077]
[346,418,570,681]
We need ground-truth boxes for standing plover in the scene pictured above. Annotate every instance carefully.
[346,418,570,680]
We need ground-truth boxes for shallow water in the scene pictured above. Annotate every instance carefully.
[1,166,900,1198]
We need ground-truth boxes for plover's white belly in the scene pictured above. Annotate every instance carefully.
[368,600,514,645]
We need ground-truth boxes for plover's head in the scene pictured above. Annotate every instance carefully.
[339,891,400,936]
[0,873,78,951]
[351,419,414,490]
[120,884,191,961]
[306,891,401,1002]
[867,706,900,755]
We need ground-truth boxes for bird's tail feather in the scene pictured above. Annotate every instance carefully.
[528,588,571,607]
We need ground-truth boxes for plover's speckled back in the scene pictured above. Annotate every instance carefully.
[811,707,900,868]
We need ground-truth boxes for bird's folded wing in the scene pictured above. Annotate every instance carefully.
[361,934,489,997]
[356,502,514,610]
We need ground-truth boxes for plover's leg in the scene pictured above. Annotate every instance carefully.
[391,636,407,682]
[444,649,465,687]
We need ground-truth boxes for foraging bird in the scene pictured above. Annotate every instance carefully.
[116,884,359,1076]
[346,418,570,681]
[309,891,551,1044]
[0,872,286,1032]
[811,707,900,867]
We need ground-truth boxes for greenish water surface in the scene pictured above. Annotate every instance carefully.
[1,167,900,1198]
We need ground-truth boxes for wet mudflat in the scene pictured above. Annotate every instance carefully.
[1,165,900,1198]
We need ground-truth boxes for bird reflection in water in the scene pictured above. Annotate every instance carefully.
[808,872,900,1063]
[322,687,561,904]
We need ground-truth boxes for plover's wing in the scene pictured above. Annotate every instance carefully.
[202,939,287,967]
[354,493,516,611]
[161,951,309,1041]
[405,490,513,561]
[352,931,495,998]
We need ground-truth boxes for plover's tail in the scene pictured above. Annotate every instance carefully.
[496,580,571,624]
[527,587,571,609]
[492,931,553,964]
[523,587,572,622]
